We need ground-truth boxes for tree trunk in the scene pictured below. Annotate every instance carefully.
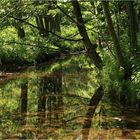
[44,16,49,36]
[17,26,25,38]
[72,1,102,69]
[126,1,139,54]
[13,0,25,39]
[102,1,125,67]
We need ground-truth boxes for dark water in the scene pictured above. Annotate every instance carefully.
[0,55,140,139]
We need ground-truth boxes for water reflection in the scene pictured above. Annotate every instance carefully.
[82,86,103,140]
[0,55,140,139]
[20,80,28,126]
[37,68,64,128]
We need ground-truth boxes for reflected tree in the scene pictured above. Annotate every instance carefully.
[37,77,47,124]
[20,80,28,139]
[20,80,28,125]
[37,66,64,129]
[82,86,103,140]
[47,67,64,128]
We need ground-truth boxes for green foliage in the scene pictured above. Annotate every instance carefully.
[102,53,123,93]
[102,51,140,105]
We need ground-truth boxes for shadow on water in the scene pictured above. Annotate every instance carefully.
[0,55,140,139]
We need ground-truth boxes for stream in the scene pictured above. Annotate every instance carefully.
[0,55,140,139]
